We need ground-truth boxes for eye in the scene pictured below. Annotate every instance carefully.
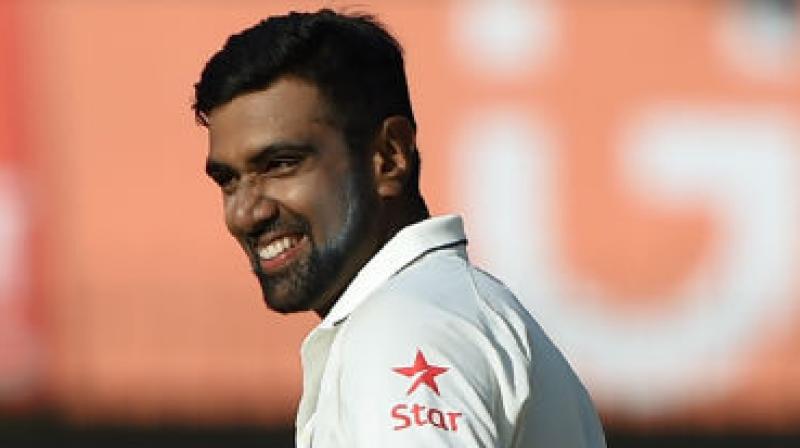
[218,176,238,194]
[207,167,238,194]
[264,157,302,175]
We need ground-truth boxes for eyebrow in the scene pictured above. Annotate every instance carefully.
[247,142,316,166]
[205,142,317,176]
[205,159,231,178]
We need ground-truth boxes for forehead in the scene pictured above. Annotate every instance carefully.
[207,77,335,160]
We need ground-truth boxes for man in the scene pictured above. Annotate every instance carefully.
[194,9,606,447]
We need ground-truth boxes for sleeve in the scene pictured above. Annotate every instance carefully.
[335,291,529,447]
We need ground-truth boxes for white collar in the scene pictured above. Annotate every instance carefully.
[318,215,467,329]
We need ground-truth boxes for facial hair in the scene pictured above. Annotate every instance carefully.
[246,169,372,314]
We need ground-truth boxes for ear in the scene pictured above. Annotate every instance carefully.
[371,116,416,199]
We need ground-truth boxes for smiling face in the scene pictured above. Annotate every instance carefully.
[205,77,380,315]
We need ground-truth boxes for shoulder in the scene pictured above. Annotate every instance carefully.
[336,249,536,397]
[330,249,607,446]
[343,249,524,347]
[340,250,492,360]
[328,253,518,443]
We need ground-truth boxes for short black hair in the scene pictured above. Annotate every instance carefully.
[193,9,416,157]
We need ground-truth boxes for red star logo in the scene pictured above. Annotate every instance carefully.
[392,349,449,395]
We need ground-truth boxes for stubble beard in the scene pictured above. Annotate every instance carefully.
[249,171,372,314]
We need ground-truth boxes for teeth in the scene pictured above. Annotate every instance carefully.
[258,236,298,260]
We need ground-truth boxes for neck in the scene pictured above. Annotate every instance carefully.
[312,195,429,319]
[382,194,430,241]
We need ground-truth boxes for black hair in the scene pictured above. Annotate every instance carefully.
[193,9,417,161]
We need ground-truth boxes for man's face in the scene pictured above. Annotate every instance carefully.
[205,77,378,315]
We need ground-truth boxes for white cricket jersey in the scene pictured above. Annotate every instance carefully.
[296,215,606,447]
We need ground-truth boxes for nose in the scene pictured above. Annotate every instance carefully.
[225,175,278,238]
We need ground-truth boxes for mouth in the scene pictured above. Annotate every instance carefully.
[253,233,308,274]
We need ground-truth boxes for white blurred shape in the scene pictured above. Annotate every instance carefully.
[450,0,556,77]
[454,109,556,290]
[0,166,37,400]
[454,107,800,415]
[717,0,798,81]
[0,168,25,304]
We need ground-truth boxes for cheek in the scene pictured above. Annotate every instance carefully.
[222,196,238,233]
[282,175,350,240]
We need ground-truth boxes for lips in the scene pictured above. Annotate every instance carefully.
[254,233,307,273]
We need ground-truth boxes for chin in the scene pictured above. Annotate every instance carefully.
[259,284,312,314]
[262,295,311,314]
[256,271,318,314]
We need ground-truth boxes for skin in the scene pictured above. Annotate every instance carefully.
[205,76,424,317]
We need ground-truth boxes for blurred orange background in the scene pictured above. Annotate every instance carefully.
[1,0,799,434]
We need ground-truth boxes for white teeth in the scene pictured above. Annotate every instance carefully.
[258,236,299,260]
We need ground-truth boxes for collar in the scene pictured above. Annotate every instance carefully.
[318,214,468,329]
